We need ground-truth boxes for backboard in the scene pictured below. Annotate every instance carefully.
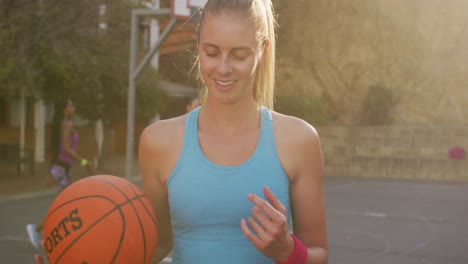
[172,0,207,19]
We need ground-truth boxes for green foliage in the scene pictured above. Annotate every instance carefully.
[360,84,398,125]
[135,68,168,123]
[0,0,165,123]
[0,0,41,96]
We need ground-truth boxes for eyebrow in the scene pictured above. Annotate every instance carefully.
[200,43,254,52]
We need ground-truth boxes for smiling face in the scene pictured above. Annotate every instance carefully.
[198,12,262,106]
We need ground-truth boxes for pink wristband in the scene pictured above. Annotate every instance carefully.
[276,234,308,264]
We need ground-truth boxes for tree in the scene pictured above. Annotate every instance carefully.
[0,0,167,123]
[0,0,42,98]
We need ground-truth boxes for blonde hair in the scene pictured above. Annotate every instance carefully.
[195,0,277,109]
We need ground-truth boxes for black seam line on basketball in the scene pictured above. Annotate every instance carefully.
[128,183,159,262]
[46,195,119,218]
[127,180,158,227]
[46,194,143,221]
[114,195,146,206]
[125,180,158,262]
[92,178,148,264]
[96,178,147,264]
[54,201,126,264]
[45,194,121,263]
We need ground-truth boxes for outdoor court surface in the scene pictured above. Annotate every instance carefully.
[1,176,467,264]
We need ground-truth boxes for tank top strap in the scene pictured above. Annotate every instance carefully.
[167,107,201,184]
[185,107,201,153]
[260,106,275,152]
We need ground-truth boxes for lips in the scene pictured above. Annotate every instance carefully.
[216,80,235,86]
[214,79,236,91]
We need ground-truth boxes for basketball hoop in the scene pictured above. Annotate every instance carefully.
[172,0,206,20]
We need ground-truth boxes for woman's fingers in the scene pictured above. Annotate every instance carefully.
[263,186,287,216]
[240,218,264,249]
[247,193,285,224]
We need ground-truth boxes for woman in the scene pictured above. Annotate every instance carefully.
[142,1,328,263]
[36,0,328,263]
[28,99,96,250]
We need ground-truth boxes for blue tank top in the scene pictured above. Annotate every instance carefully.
[167,107,291,264]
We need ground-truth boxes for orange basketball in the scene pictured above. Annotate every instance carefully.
[42,175,158,264]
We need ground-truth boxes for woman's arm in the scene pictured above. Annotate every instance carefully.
[139,125,174,262]
[241,114,328,264]
[289,122,328,264]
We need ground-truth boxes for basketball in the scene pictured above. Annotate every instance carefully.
[42,175,158,264]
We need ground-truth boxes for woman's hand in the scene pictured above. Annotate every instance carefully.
[240,186,294,262]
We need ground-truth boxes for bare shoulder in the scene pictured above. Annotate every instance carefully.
[270,111,322,182]
[139,114,187,183]
[140,115,187,150]
[270,111,320,144]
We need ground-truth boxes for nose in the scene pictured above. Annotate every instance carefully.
[216,55,232,75]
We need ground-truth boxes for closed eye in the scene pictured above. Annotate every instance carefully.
[205,52,219,57]
[232,54,248,61]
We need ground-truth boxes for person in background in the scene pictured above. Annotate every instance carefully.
[27,98,96,249]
